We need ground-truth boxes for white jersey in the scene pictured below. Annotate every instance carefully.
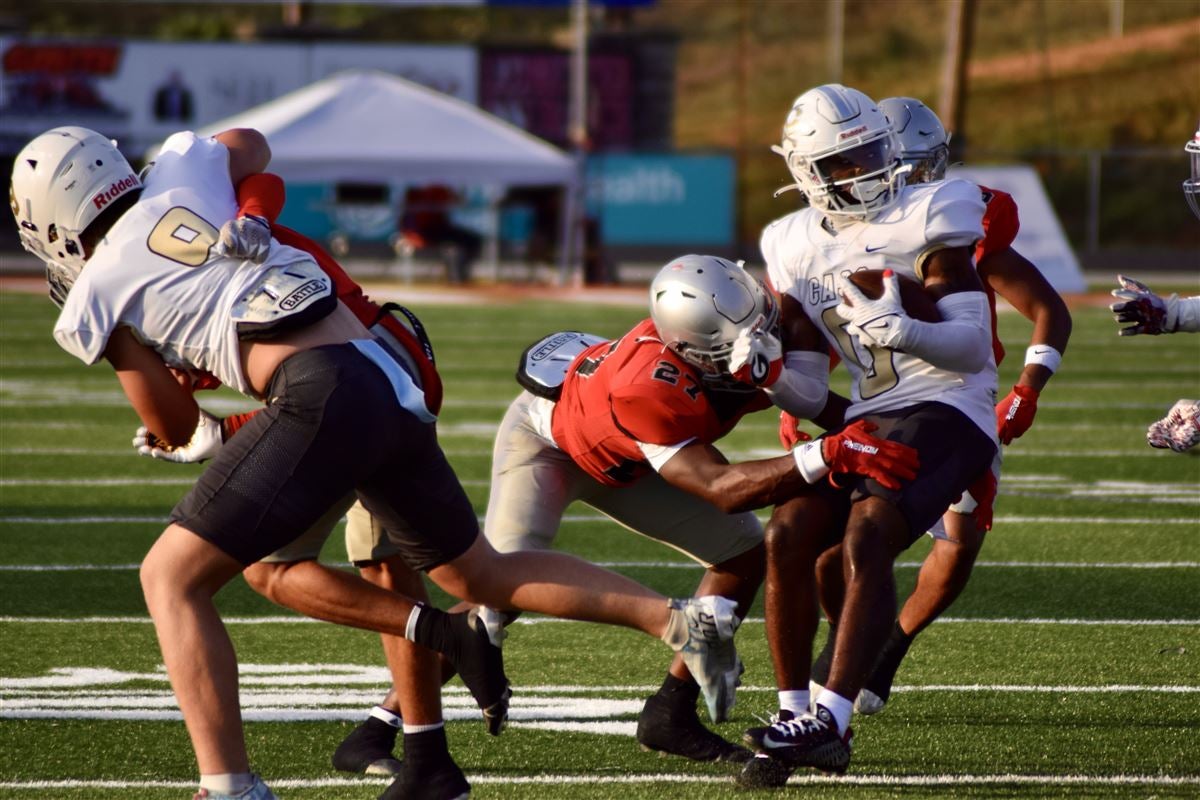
[54,132,319,395]
[763,178,998,441]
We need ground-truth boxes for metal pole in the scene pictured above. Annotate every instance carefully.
[560,0,589,287]
[1086,150,1102,254]
[1109,0,1124,39]
[938,0,976,161]
[827,0,844,84]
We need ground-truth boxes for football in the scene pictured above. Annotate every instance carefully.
[844,269,942,323]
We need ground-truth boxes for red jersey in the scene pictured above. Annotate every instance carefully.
[975,185,1020,365]
[551,318,772,486]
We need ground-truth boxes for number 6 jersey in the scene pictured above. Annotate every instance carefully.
[53,132,331,395]
[762,178,998,443]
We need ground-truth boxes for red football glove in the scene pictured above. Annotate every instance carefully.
[778,410,812,451]
[996,384,1039,445]
[964,467,997,531]
[821,420,920,491]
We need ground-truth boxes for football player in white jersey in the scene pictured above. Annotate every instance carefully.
[10,126,746,800]
[736,84,1000,785]
[798,96,1073,718]
[1107,123,1200,453]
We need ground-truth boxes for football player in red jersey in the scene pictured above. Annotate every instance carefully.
[775,96,1073,721]
[478,254,920,763]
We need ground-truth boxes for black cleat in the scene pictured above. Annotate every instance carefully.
[757,704,852,775]
[379,757,469,800]
[636,692,752,763]
[736,754,794,789]
[331,717,402,776]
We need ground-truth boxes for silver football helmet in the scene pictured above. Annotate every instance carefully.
[9,126,140,305]
[879,96,950,184]
[1185,122,1200,222]
[649,254,778,379]
[773,83,906,218]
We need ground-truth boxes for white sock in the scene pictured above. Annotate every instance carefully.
[369,705,402,728]
[778,689,810,717]
[402,720,445,734]
[199,773,254,795]
[815,688,854,735]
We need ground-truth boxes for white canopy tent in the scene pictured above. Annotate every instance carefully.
[188,69,581,278]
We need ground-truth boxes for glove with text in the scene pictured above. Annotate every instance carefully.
[836,270,909,349]
[217,214,272,264]
[821,419,920,490]
[1109,274,1178,336]
[728,326,783,387]
[133,409,225,463]
[995,384,1039,445]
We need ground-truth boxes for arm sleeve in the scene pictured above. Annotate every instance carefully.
[1176,296,1200,332]
[891,292,993,373]
[764,350,830,418]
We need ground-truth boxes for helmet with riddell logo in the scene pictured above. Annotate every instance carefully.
[773,83,906,218]
[9,126,141,305]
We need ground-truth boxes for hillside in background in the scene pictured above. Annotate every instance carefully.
[6,0,1200,260]
[641,0,1200,253]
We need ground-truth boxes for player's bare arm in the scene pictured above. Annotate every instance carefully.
[979,246,1072,393]
[659,442,816,514]
[918,244,985,299]
[104,326,200,447]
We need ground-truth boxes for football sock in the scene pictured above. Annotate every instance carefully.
[815,690,854,735]
[402,720,445,734]
[369,705,403,728]
[657,673,701,707]
[778,689,810,717]
[890,620,915,651]
[407,603,447,651]
[403,724,451,765]
[199,773,254,795]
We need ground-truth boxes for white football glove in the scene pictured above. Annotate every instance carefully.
[728,326,783,387]
[217,214,272,264]
[1109,274,1178,336]
[133,410,225,463]
[1146,399,1200,453]
[836,271,909,349]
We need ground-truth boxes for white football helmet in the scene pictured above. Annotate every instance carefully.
[880,96,950,184]
[773,84,906,218]
[1185,122,1200,222]
[9,126,141,305]
[649,254,778,379]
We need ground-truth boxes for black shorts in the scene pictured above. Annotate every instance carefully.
[813,402,997,547]
[170,343,478,570]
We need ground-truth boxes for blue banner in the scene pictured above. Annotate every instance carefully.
[586,153,734,246]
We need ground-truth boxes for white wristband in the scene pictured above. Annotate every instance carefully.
[1024,344,1062,374]
[793,439,830,484]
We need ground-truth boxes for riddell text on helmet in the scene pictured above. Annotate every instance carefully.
[92,174,139,210]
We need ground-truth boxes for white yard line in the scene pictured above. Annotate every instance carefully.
[0,773,1197,792]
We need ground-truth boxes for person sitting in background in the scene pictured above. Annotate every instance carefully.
[399,185,482,284]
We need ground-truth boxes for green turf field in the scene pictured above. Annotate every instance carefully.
[1,285,1198,799]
